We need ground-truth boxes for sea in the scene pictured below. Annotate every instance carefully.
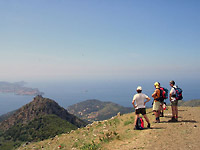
[0,79,199,115]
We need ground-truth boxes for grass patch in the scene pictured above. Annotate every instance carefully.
[124,116,134,126]
[80,141,100,150]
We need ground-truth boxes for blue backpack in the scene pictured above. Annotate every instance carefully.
[173,86,183,100]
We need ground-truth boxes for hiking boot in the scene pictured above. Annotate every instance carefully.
[154,117,160,123]
[154,120,160,123]
[147,123,151,128]
[168,117,177,122]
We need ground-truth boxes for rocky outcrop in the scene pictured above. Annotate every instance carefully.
[0,95,86,131]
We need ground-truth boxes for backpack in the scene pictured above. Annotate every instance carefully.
[173,86,183,100]
[160,87,168,100]
[156,87,168,102]
[136,117,144,130]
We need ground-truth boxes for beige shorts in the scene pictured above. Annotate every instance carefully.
[153,101,161,111]
[171,100,178,106]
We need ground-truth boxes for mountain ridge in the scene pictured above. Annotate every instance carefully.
[67,99,134,123]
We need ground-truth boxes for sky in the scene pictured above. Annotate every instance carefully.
[0,0,200,82]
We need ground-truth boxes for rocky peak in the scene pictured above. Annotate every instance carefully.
[0,96,86,131]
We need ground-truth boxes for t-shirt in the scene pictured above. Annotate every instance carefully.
[132,93,148,109]
[170,85,177,101]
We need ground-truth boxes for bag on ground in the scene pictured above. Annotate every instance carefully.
[136,117,144,130]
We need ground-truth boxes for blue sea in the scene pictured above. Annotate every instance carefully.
[0,79,199,115]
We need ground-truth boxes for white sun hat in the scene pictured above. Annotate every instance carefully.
[137,86,142,91]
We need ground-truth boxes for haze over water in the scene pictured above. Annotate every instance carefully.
[0,79,199,115]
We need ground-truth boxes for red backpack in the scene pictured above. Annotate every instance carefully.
[156,87,168,102]
[136,117,144,130]
[160,87,168,99]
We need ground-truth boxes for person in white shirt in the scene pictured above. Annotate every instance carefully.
[169,80,178,122]
[132,86,151,129]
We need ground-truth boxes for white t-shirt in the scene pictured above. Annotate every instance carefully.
[132,93,148,109]
[170,85,177,101]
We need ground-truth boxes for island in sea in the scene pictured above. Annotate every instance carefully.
[0,81,44,96]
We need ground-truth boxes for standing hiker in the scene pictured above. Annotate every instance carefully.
[168,80,179,122]
[132,86,151,129]
[152,82,161,123]
[158,82,168,117]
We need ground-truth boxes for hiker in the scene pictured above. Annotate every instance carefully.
[158,82,168,117]
[132,86,151,129]
[152,82,161,123]
[169,80,178,122]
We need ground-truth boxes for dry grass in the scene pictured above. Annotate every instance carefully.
[18,106,200,150]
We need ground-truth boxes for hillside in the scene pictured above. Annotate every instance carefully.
[0,95,87,150]
[0,110,17,122]
[0,95,86,131]
[67,99,134,122]
[19,106,200,150]
[179,99,200,107]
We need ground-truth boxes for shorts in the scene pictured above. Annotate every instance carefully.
[153,101,161,111]
[171,100,178,106]
[135,108,146,115]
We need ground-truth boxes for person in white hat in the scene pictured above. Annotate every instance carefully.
[132,86,151,129]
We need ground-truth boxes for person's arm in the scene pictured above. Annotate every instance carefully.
[152,90,157,98]
[144,97,150,105]
[169,92,172,101]
[132,96,137,108]
[132,100,136,108]
[169,89,173,101]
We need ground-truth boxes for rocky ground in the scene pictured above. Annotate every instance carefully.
[105,106,200,150]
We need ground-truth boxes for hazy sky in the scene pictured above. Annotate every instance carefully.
[0,0,199,82]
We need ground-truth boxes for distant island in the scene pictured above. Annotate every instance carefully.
[0,81,44,96]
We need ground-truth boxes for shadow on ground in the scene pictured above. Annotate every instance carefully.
[160,120,197,123]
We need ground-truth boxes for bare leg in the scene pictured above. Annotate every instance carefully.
[172,106,176,117]
[160,103,164,116]
[158,110,161,118]
[143,114,150,124]
[175,106,178,119]
[134,114,139,126]
[153,111,157,119]
[154,111,160,122]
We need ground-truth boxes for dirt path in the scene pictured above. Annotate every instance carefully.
[105,107,200,150]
